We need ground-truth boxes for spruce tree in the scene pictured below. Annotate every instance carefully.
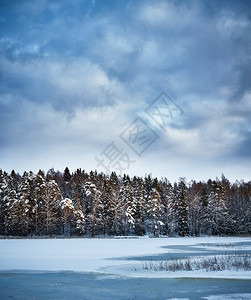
[45,180,63,235]
[84,181,103,237]
[60,198,75,236]
[4,175,19,235]
[17,172,32,235]
[132,177,145,236]
[119,175,135,235]
[176,179,189,236]
[207,180,228,235]
[0,170,8,235]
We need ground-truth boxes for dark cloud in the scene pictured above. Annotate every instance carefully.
[0,0,250,181]
[237,132,251,158]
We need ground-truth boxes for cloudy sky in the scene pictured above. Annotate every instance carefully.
[0,0,251,182]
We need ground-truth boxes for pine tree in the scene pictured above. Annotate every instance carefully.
[108,172,123,235]
[101,179,114,235]
[4,175,19,235]
[73,209,86,235]
[84,181,103,237]
[167,182,179,236]
[176,179,189,236]
[63,167,71,182]
[17,172,32,235]
[72,176,85,212]
[198,187,210,235]
[60,198,75,236]
[0,170,8,235]
[10,170,20,191]
[71,170,86,235]
[61,167,72,199]
[132,177,145,236]
[45,180,63,235]
[207,180,228,235]
[119,175,136,235]
[158,179,169,236]
[27,171,39,235]
[0,168,251,238]
[148,188,164,237]
[32,171,47,235]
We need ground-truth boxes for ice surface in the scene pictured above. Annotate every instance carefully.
[204,294,251,300]
[0,237,251,300]
[0,236,250,279]
[1,272,250,300]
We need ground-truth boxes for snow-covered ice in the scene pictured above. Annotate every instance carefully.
[204,294,251,300]
[0,236,250,279]
[1,236,251,300]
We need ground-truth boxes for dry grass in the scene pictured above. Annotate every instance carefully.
[142,252,251,272]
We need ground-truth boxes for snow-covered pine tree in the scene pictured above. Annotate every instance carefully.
[60,198,74,236]
[0,169,8,235]
[157,179,169,236]
[199,187,210,235]
[17,171,32,235]
[108,172,123,235]
[72,175,85,212]
[148,188,164,237]
[187,181,205,236]
[32,170,47,235]
[132,177,145,236]
[176,179,189,236]
[3,174,19,235]
[240,182,251,234]
[27,171,39,235]
[229,180,251,235]
[119,175,136,235]
[71,171,86,235]
[45,180,63,235]
[207,179,228,235]
[84,181,103,237]
[11,170,21,190]
[73,209,86,235]
[101,179,114,235]
[220,174,235,235]
[167,182,179,236]
[164,181,174,236]
[61,167,72,199]
[143,175,153,235]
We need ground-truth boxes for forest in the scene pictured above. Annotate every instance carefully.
[0,168,250,237]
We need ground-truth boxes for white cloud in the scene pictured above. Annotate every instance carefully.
[216,12,249,31]
[1,55,128,109]
[139,2,184,27]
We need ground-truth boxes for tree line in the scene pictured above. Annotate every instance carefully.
[0,168,250,237]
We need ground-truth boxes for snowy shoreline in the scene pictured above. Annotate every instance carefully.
[1,234,250,239]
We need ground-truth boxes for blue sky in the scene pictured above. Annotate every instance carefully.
[0,0,250,182]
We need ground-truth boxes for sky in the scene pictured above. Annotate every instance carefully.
[0,0,251,183]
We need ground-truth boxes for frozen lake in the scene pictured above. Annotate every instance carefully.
[0,236,251,299]
[1,271,251,300]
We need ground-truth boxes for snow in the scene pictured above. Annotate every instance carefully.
[0,236,250,280]
[204,294,251,300]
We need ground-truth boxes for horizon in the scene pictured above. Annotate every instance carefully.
[1,166,249,185]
